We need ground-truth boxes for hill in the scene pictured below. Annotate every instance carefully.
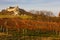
[0,6,60,38]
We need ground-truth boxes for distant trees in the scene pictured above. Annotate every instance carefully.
[29,10,55,22]
[30,10,54,17]
[58,12,60,17]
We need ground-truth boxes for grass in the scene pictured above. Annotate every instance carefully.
[0,15,32,19]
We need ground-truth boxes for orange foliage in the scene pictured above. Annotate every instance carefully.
[0,18,60,32]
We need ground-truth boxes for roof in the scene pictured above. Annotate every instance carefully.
[8,7,15,9]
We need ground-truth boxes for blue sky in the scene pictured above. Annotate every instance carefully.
[0,0,60,16]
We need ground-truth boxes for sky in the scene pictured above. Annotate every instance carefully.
[0,0,60,16]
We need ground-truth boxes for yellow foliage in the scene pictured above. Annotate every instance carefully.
[0,15,32,19]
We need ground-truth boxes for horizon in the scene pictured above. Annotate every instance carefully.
[0,0,60,16]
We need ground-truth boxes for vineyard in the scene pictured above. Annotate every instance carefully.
[0,17,60,40]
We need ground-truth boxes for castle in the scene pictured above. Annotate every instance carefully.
[6,6,20,15]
